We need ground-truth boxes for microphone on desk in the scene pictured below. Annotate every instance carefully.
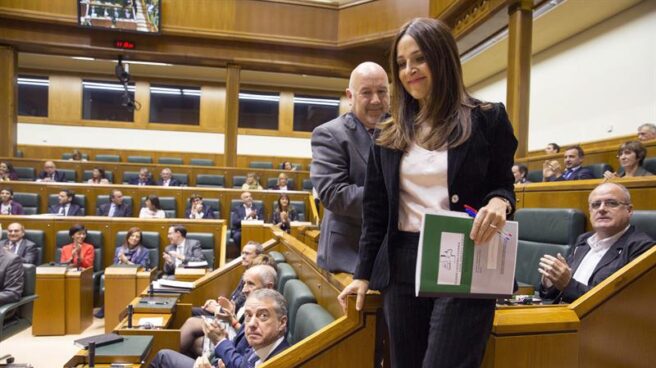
[127,304,134,329]
[149,283,154,297]
[88,341,96,368]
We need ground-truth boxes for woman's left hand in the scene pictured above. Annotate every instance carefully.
[469,197,508,244]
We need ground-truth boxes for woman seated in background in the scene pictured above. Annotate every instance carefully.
[0,162,18,181]
[604,141,654,179]
[280,161,297,171]
[69,149,87,161]
[60,224,95,268]
[0,188,24,215]
[184,194,215,219]
[512,164,531,184]
[139,194,166,218]
[114,227,150,267]
[241,172,263,190]
[87,167,110,184]
[272,193,296,233]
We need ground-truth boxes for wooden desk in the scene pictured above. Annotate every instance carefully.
[175,267,207,281]
[33,265,93,336]
[64,335,154,368]
[104,266,157,333]
[243,222,312,248]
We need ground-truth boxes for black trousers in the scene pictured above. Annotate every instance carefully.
[382,232,495,368]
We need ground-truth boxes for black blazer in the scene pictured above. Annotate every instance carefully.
[128,177,156,186]
[49,203,83,216]
[97,202,133,217]
[354,103,518,290]
[157,178,182,187]
[37,170,66,182]
[552,166,595,181]
[230,205,264,230]
[540,225,654,303]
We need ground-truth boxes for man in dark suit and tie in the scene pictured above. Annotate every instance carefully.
[230,191,264,248]
[128,167,156,186]
[310,62,390,273]
[96,189,132,217]
[48,190,82,216]
[1,222,39,265]
[162,225,206,276]
[545,146,595,181]
[539,183,654,302]
[157,168,182,187]
[0,246,24,307]
[36,160,66,182]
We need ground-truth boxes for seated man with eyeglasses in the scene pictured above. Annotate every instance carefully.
[538,183,654,303]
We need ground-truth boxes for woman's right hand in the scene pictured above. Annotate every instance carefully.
[337,279,369,312]
[603,170,618,180]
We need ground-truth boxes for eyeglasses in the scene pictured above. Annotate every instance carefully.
[589,199,630,210]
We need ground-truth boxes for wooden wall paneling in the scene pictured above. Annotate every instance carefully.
[278,91,294,134]
[49,74,81,121]
[200,85,226,132]
[482,332,579,368]
[224,65,240,167]
[133,80,150,127]
[524,133,637,159]
[0,45,17,157]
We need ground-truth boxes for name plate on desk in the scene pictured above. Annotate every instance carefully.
[134,296,177,313]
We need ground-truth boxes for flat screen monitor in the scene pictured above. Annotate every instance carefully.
[78,0,161,34]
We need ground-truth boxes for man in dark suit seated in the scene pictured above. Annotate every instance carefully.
[230,191,264,248]
[543,146,594,181]
[0,246,24,307]
[157,168,181,187]
[162,225,206,276]
[128,167,156,186]
[268,173,294,191]
[539,183,654,303]
[36,160,66,182]
[0,188,24,215]
[185,194,215,219]
[1,222,39,265]
[48,190,82,216]
[96,189,132,217]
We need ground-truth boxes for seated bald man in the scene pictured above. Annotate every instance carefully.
[539,183,654,303]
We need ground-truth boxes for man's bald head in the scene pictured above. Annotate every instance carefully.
[346,62,390,129]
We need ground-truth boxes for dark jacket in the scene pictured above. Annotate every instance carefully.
[1,200,24,215]
[97,202,133,217]
[49,203,83,216]
[540,225,654,303]
[184,205,215,219]
[1,238,39,265]
[37,170,66,182]
[162,239,205,275]
[156,178,182,187]
[0,248,24,305]
[354,103,518,290]
[230,204,264,230]
[552,166,595,181]
[128,177,156,186]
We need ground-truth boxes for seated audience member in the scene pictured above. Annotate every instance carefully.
[1,222,38,265]
[230,192,264,248]
[512,164,531,184]
[49,190,83,216]
[272,193,296,233]
[603,141,654,179]
[87,167,110,184]
[97,189,132,217]
[36,160,66,182]
[69,149,87,161]
[280,161,296,171]
[0,162,18,181]
[185,194,215,219]
[150,265,280,368]
[60,224,95,268]
[0,188,24,215]
[545,143,560,155]
[539,183,654,303]
[114,227,150,268]
[637,123,656,142]
[162,225,206,276]
[0,246,24,306]
[129,168,156,186]
[139,195,166,219]
[157,168,181,187]
[269,172,294,191]
[543,146,594,181]
[241,173,263,191]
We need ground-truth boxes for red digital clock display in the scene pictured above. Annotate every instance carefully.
[114,40,136,49]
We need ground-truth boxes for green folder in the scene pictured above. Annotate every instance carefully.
[92,335,153,364]
[415,211,518,298]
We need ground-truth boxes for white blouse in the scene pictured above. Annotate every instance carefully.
[398,142,449,232]
[139,207,166,219]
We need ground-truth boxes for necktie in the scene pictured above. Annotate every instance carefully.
[10,242,17,253]
[58,206,65,215]
[246,350,259,368]
[367,128,375,137]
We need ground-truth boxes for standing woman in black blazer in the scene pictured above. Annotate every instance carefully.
[338,18,518,367]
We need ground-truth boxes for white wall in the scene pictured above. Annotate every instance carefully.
[18,123,312,158]
[469,0,656,151]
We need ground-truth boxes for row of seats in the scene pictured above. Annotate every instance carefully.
[268,251,335,345]
[60,153,306,170]
[526,159,656,182]
[514,208,655,290]
[9,193,308,221]
[9,168,314,191]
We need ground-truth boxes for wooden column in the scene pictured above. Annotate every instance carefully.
[0,45,17,157]
[506,0,533,158]
[223,64,240,167]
